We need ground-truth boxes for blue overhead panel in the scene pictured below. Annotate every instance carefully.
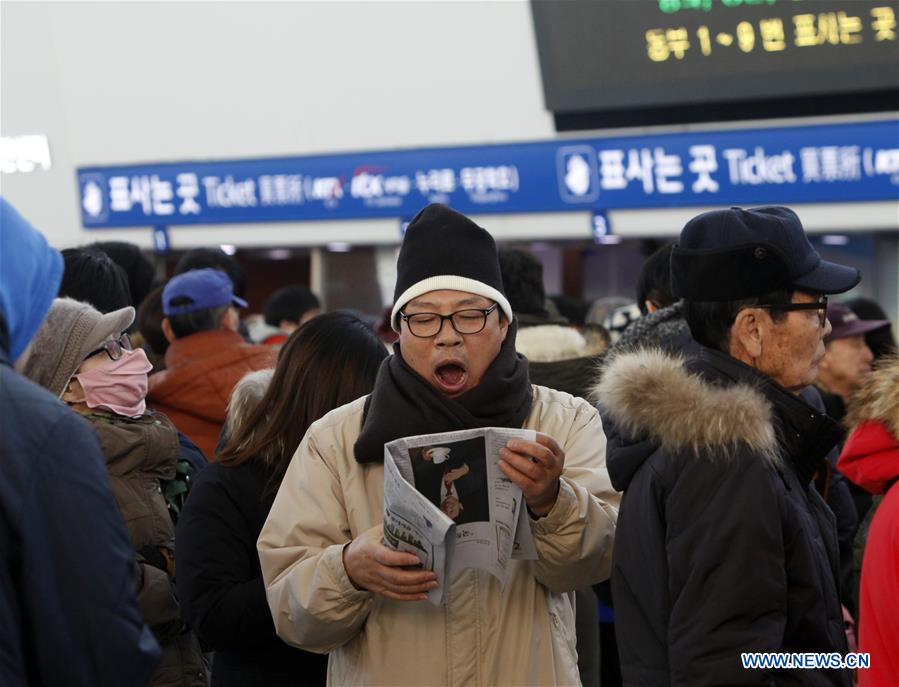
[77,119,899,229]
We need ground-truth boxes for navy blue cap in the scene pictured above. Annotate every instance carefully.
[670,206,860,302]
[824,302,890,343]
[163,268,248,316]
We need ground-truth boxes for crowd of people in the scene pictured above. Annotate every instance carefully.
[2,195,897,687]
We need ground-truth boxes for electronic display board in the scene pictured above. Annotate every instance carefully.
[532,0,899,127]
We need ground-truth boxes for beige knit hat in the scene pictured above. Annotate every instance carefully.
[21,298,135,398]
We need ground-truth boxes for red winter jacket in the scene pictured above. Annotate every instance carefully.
[148,329,276,458]
[838,419,899,687]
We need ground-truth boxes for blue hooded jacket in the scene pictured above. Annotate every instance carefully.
[0,198,63,362]
[0,197,161,686]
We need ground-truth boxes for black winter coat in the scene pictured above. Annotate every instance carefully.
[596,346,851,687]
[0,325,161,686]
[175,460,327,686]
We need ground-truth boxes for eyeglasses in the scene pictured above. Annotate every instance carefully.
[754,296,829,328]
[400,304,498,338]
[87,333,134,361]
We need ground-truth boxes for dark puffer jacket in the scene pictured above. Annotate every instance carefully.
[88,411,207,687]
[514,321,608,400]
[596,346,850,687]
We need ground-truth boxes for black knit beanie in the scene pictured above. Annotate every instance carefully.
[390,204,512,330]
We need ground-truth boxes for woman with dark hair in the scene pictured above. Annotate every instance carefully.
[58,248,132,313]
[135,283,168,366]
[88,240,157,308]
[175,312,388,686]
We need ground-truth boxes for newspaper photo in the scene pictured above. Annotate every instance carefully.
[382,427,538,605]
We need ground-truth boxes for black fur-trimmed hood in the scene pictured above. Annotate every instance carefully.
[594,348,779,462]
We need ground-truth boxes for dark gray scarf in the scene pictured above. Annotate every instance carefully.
[353,320,533,463]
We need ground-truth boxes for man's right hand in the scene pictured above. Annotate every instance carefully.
[342,524,438,602]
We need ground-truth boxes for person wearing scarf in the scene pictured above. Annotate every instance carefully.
[258,204,618,686]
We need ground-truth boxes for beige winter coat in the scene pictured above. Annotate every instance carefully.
[258,385,618,687]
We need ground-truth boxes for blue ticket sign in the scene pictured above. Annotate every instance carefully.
[77,119,899,228]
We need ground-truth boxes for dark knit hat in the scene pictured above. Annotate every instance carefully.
[670,206,860,302]
[390,204,512,331]
[21,298,135,398]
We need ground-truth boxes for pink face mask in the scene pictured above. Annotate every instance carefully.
[74,348,153,418]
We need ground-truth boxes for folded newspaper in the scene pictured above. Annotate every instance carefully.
[382,427,538,605]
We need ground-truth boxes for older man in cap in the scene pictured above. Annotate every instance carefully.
[258,204,618,686]
[597,207,858,687]
[817,302,890,424]
[816,301,891,604]
[148,268,275,457]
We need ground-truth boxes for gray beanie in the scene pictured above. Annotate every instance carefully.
[21,298,135,398]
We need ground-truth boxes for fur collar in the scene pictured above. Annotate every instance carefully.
[517,324,605,362]
[594,348,778,461]
[846,355,899,437]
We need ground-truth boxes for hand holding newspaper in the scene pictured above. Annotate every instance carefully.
[382,427,538,605]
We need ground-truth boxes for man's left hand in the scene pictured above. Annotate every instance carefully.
[498,433,564,517]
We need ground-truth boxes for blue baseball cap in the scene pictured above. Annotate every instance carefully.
[163,268,248,316]
[670,206,861,302]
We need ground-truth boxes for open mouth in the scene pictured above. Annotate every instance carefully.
[434,361,468,395]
